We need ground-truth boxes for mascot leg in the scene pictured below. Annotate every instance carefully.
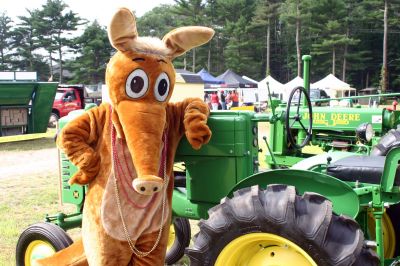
[130,225,169,266]
[34,238,87,266]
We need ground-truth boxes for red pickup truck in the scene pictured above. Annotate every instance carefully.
[49,84,102,127]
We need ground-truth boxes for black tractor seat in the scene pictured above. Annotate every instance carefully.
[174,172,186,187]
[326,155,400,186]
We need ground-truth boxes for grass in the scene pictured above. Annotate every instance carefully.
[0,132,78,266]
[0,128,56,151]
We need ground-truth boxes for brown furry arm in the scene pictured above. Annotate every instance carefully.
[57,104,108,185]
[167,98,211,150]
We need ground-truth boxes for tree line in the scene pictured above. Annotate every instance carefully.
[0,0,400,92]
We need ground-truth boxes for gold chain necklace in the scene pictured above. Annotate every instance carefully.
[111,118,168,257]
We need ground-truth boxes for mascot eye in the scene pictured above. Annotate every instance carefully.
[154,72,170,102]
[125,69,149,99]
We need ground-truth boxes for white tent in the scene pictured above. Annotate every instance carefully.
[311,74,355,98]
[283,76,304,101]
[242,75,258,84]
[258,75,285,101]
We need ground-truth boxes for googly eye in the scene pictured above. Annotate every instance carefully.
[125,69,149,99]
[154,72,170,102]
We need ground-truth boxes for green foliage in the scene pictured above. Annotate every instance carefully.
[9,9,50,80]
[35,0,85,82]
[66,21,112,84]
[0,12,14,70]
[2,0,400,90]
[136,5,179,37]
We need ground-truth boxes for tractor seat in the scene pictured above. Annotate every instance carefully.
[326,155,400,186]
[174,172,186,187]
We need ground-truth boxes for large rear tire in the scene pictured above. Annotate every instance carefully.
[165,217,191,265]
[187,185,379,266]
[16,222,72,266]
[387,203,400,256]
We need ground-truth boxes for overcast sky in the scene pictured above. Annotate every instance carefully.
[2,0,176,26]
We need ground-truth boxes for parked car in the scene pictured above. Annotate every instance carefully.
[291,88,330,106]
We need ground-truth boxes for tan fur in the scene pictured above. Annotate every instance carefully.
[36,7,213,266]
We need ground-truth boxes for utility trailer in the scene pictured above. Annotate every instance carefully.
[0,71,57,141]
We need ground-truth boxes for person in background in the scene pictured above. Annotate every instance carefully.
[225,90,232,109]
[204,92,211,109]
[211,91,219,110]
[231,90,239,107]
[220,90,226,110]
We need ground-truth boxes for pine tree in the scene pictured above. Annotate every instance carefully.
[279,0,312,79]
[11,9,41,71]
[35,0,84,83]
[66,21,112,84]
[173,0,206,72]
[0,12,13,70]
[250,0,281,77]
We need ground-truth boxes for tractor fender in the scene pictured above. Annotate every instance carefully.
[229,169,360,218]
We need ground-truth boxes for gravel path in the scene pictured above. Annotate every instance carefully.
[0,147,58,180]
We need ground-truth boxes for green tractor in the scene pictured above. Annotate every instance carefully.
[17,56,400,265]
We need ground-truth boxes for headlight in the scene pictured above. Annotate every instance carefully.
[356,123,374,142]
[252,126,258,135]
[253,138,258,147]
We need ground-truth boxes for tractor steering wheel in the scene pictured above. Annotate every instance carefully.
[285,86,313,149]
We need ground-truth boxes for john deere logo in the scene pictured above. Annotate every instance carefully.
[73,191,79,199]
[303,112,361,127]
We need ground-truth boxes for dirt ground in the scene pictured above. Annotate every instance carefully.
[0,147,58,180]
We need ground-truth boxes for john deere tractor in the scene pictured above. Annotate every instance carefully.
[17,56,400,266]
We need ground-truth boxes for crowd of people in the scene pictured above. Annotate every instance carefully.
[204,90,239,110]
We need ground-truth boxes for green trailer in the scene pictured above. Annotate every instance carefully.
[0,72,57,141]
[16,57,400,265]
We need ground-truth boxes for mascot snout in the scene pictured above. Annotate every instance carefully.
[116,101,166,195]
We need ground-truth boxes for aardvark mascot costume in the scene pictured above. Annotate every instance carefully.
[36,7,213,266]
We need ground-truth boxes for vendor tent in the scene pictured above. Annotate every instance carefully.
[284,76,304,91]
[197,68,224,84]
[216,69,258,88]
[283,76,304,101]
[258,75,285,101]
[205,69,258,103]
[242,76,258,84]
[311,74,355,98]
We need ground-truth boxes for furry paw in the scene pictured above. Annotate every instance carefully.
[186,122,211,149]
[184,100,212,150]
[68,171,92,185]
[68,153,101,185]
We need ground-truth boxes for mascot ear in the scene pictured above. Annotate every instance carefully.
[108,8,138,52]
[163,26,215,59]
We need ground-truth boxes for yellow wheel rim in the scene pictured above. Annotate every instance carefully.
[167,223,176,250]
[24,240,55,266]
[215,232,317,266]
[368,212,396,258]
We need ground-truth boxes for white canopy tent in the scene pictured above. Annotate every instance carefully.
[283,76,304,101]
[258,75,285,101]
[311,74,356,98]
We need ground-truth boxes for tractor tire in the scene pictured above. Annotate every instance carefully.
[16,222,72,266]
[387,203,400,256]
[371,128,400,156]
[186,185,379,266]
[48,113,59,128]
[165,218,191,265]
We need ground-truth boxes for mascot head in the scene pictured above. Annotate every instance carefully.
[106,8,214,195]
